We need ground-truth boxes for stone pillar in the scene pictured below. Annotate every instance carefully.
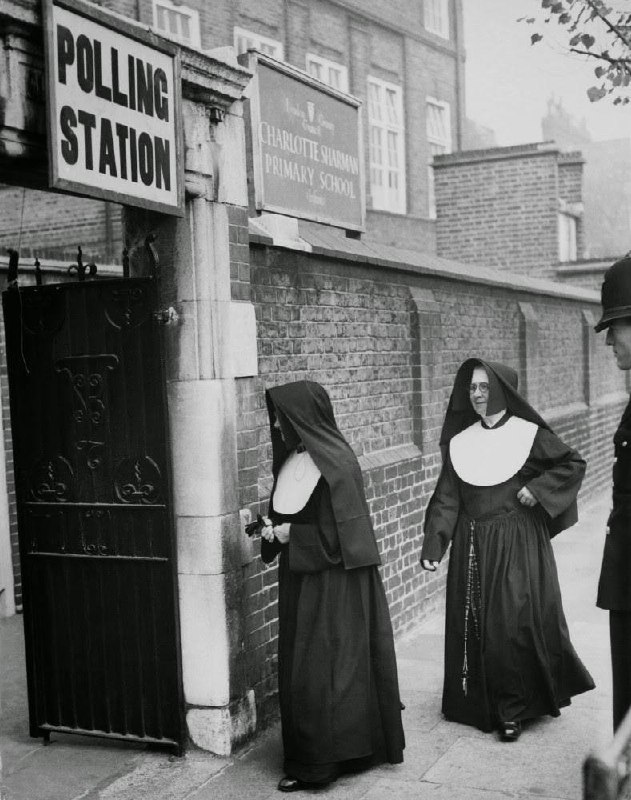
[174,53,257,755]
[126,49,256,755]
[285,0,310,67]
[410,288,442,452]
[518,301,540,408]
[582,309,598,407]
[348,19,371,207]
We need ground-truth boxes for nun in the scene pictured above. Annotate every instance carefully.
[261,380,405,792]
[421,359,594,741]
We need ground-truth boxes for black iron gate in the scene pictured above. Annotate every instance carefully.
[2,277,184,751]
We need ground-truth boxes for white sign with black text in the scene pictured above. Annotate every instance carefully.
[44,0,183,215]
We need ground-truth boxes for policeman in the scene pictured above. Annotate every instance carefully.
[595,253,631,730]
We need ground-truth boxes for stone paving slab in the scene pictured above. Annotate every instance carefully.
[423,735,587,800]
[361,777,535,800]
[96,751,229,800]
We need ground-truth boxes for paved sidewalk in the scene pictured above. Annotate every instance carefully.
[0,500,614,800]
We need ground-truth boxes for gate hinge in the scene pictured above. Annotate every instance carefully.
[153,307,179,326]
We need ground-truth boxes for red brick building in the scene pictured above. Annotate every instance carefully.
[433,142,585,277]
[0,0,466,260]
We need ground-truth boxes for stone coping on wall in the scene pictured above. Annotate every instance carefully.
[541,401,589,424]
[432,141,584,167]
[358,443,422,472]
[249,219,600,305]
[592,390,630,409]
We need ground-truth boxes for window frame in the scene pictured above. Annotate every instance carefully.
[152,0,201,48]
[233,26,284,59]
[426,97,452,219]
[367,76,407,215]
[558,212,578,262]
[305,53,349,92]
[424,0,450,39]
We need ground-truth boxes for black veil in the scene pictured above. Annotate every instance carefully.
[266,381,381,569]
[438,359,577,536]
[439,359,551,446]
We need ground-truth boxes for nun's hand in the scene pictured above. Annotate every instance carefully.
[260,520,275,543]
[421,559,439,572]
[273,523,291,544]
[517,486,537,507]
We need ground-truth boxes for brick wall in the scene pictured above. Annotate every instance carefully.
[1,1,464,260]
[0,186,123,265]
[434,143,585,275]
[234,237,624,725]
[228,205,252,302]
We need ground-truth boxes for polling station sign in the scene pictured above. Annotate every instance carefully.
[244,54,364,232]
[43,0,183,215]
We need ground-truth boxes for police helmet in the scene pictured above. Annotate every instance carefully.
[595,254,631,332]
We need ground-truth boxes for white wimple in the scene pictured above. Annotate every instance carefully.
[273,449,322,513]
[449,416,538,486]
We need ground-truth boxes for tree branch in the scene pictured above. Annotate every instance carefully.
[582,0,631,49]
[569,47,631,66]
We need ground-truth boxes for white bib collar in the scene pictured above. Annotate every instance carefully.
[273,449,322,514]
[449,416,538,486]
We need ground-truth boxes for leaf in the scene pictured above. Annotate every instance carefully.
[581,33,596,48]
[531,32,544,44]
[587,85,607,101]
[595,65,606,78]
[614,96,622,104]
[526,17,536,23]
[559,12,571,23]
[551,2,564,12]
[570,33,581,45]
[541,0,553,7]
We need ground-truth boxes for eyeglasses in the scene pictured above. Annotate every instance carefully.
[469,382,490,394]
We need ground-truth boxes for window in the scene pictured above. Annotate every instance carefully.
[306,54,349,92]
[558,213,578,262]
[234,27,284,59]
[367,77,406,214]
[426,98,452,219]
[424,0,450,39]
[153,0,201,48]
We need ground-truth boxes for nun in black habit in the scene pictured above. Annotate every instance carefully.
[421,359,594,741]
[261,381,404,792]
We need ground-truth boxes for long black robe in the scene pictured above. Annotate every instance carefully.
[422,420,595,731]
[263,477,405,783]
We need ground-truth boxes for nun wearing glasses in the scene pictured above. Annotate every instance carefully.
[421,359,594,742]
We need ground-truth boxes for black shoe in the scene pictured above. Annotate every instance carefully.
[278,776,305,792]
[499,720,521,742]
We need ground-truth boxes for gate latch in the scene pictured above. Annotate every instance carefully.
[154,306,179,326]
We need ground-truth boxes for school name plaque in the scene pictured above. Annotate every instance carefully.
[44,0,183,215]
[246,54,364,232]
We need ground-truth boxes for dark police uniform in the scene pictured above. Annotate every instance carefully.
[597,399,631,730]
[595,254,631,731]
